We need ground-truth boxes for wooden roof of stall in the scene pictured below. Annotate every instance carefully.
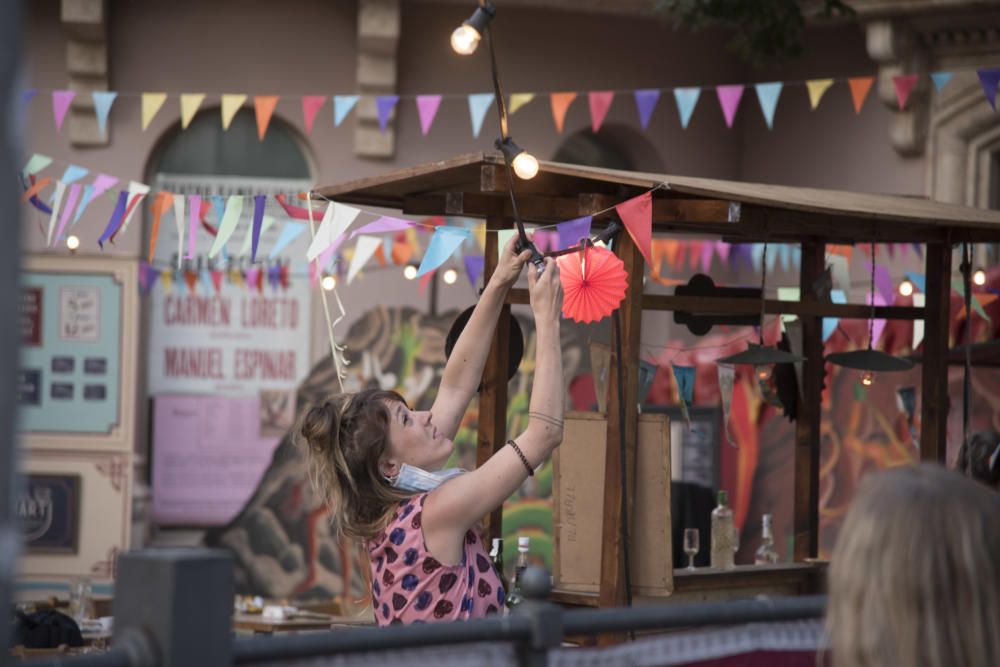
[317,152,1000,243]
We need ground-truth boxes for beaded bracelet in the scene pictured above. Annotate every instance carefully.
[506,439,534,476]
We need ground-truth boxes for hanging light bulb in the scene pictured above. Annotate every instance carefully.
[403,264,418,280]
[443,268,458,285]
[861,370,874,387]
[496,137,538,180]
[321,275,337,291]
[973,268,986,286]
[898,278,914,297]
[450,4,495,55]
[66,235,80,252]
[755,365,773,382]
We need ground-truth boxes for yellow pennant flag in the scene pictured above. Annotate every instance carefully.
[221,94,248,130]
[180,93,205,129]
[141,92,168,131]
[806,79,834,110]
[160,270,173,294]
[472,222,486,251]
[509,93,535,115]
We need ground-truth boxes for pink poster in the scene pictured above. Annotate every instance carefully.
[151,394,286,525]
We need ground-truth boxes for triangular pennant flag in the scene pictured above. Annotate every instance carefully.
[141,92,168,131]
[496,229,517,263]
[418,227,469,277]
[333,95,359,126]
[464,255,485,288]
[187,194,201,259]
[350,216,414,238]
[867,292,887,346]
[254,95,280,140]
[241,214,274,255]
[549,92,577,133]
[182,269,198,294]
[806,79,834,110]
[59,165,89,186]
[221,94,247,130]
[250,195,266,261]
[53,183,82,245]
[301,95,326,135]
[114,182,150,240]
[863,260,894,305]
[754,82,782,129]
[269,221,307,259]
[717,363,736,446]
[848,77,874,114]
[557,216,592,251]
[615,191,652,265]
[22,89,37,107]
[208,195,244,257]
[375,95,400,133]
[672,364,695,428]
[209,194,226,229]
[45,181,67,246]
[97,191,128,249]
[905,271,926,293]
[634,89,660,130]
[673,87,701,129]
[180,93,205,129]
[468,93,494,138]
[930,72,954,92]
[716,85,743,128]
[91,91,117,135]
[172,193,186,268]
[52,90,75,132]
[305,202,361,260]
[509,93,534,115]
[893,75,918,111]
[912,293,926,348]
[160,269,174,294]
[22,154,52,176]
[415,94,442,136]
[210,269,223,294]
[588,91,614,133]
[347,236,382,284]
[976,68,1000,111]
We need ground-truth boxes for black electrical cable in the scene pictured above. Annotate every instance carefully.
[962,242,972,451]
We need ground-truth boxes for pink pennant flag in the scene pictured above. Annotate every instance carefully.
[588,91,614,133]
[893,74,918,110]
[700,240,713,271]
[534,230,559,253]
[716,85,744,128]
[868,293,887,347]
[416,95,443,136]
[53,183,82,245]
[715,241,730,262]
[301,95,326,135]
[615,191,652,265]
[90,173,119,200]
[52,90,76,132]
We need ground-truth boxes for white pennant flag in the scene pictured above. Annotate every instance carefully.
[717,363,737,447]
[172,194,186,268]
[347,236,382,284]
[913,293,926,348]
[305,202,361,261]
[118,181,151,237]
[46,181,68,246]
[208,195,244,257]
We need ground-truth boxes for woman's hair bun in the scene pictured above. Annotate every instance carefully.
[300,399,341,454]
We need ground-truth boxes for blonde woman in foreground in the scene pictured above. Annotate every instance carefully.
[826,463,1000,667]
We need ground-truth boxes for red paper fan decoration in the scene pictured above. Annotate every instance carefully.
[557,245,628,323]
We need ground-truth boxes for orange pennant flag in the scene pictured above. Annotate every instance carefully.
[615,191,652,265]
[391,231,414,265]
[183,270,198,294]
[254,96,280,141]
[374,242,388,267]
[848,77,874,114]
[148,192,175,263]
[550,92,578,133]
[21,176,52,203]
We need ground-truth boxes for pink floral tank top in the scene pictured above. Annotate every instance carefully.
[367,493,505,625]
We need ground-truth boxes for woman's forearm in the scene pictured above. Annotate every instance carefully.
[522,321,564,456]
[439,279,508,396]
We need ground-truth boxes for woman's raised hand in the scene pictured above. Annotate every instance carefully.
[491,234,534,289]
[528,257,562,326]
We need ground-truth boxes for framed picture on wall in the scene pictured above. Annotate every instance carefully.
[641,405,721,492]
[17,474,82,554]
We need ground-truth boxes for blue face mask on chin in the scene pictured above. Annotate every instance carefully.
[387,463,466,493]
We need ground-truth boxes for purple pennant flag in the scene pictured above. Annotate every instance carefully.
[349,216,414,238]
[977,68,1000,110]
[634,89,660,130]
[716,85,744,128]
[415,95,442,136]
[97,191,129,249]
[375,95,400,133]
[864,260,895,306]
[700,240,713,271]
[556,216,592,250]
[22,89,37,106]
[534,230,558,253]
[52,90,76,132]
[268,265,281,290]
[250,195,266,262]
[464,255,485,288]
[138,261,160,295]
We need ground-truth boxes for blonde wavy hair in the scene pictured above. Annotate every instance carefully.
[826,463,1000,667]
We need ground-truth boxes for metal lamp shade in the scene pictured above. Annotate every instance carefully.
[826,348,914,372]
[717,343,805,365]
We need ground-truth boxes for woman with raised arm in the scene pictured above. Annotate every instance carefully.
[300,236,564,625]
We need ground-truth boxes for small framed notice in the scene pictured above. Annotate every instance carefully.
[17,473,82,554]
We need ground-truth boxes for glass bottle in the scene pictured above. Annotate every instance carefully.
[504,536,530,609]
[710,490,736,570]
[754,513,780,565]
[490,538,510,596]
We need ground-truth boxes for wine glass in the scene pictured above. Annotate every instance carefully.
[683,528,700,570]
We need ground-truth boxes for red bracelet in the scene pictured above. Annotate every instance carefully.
[506,439,534,476]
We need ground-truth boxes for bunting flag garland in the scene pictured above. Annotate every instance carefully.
[615,191,653,265]
[53,183,82,246]
[116,182,150,240]
[250,195,266,261]
[306,201,361,260]
[141,92,168,130]
[672,364,695,428]
[508,93,534,115]
[187,194,201,259]
[754,82,782,129]
[375,95,400,133]
[333,95,359,126]
[269,221,306,259]
[97,191,128,249]
[892,74,918,110]
[208,195,244,257]
[588,91,614,133]
[634,89,660,130]
[864,260,895,305]
[254,95,280,140]
[717,363,736,446]
[550,92,577,133]
[45,181,67,246]
[349,215,414,238]
[417,227,469,277]
[468,93,493,138]
[51,90,75,132]
[557,216,592,251]
[848,77,874,114]
[806,79,833,110]
[674,87,700,129]
[180,93,205,129]
[220,94,247,130]
[415,95,442,135]
[92,91,117,135]
[716,85,743,128]
[301,95,326,135]
[977,67,1000,111]
[464,255,484,288]
[930,72,954,92]
[241,214,274,255]
[347,236,382,284]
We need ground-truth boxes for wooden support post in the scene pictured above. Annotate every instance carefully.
[477,216,511,543]
[920,242,952,463]
[794,241,825,561]
[598,232,644,617]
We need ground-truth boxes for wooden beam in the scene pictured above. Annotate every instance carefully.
[920,241,952,463]
[794,241,825,562]
[477,216,511,544]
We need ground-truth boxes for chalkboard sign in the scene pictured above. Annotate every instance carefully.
[17,474,81,554]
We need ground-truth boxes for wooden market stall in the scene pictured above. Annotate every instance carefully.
[318,152,1000,610]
